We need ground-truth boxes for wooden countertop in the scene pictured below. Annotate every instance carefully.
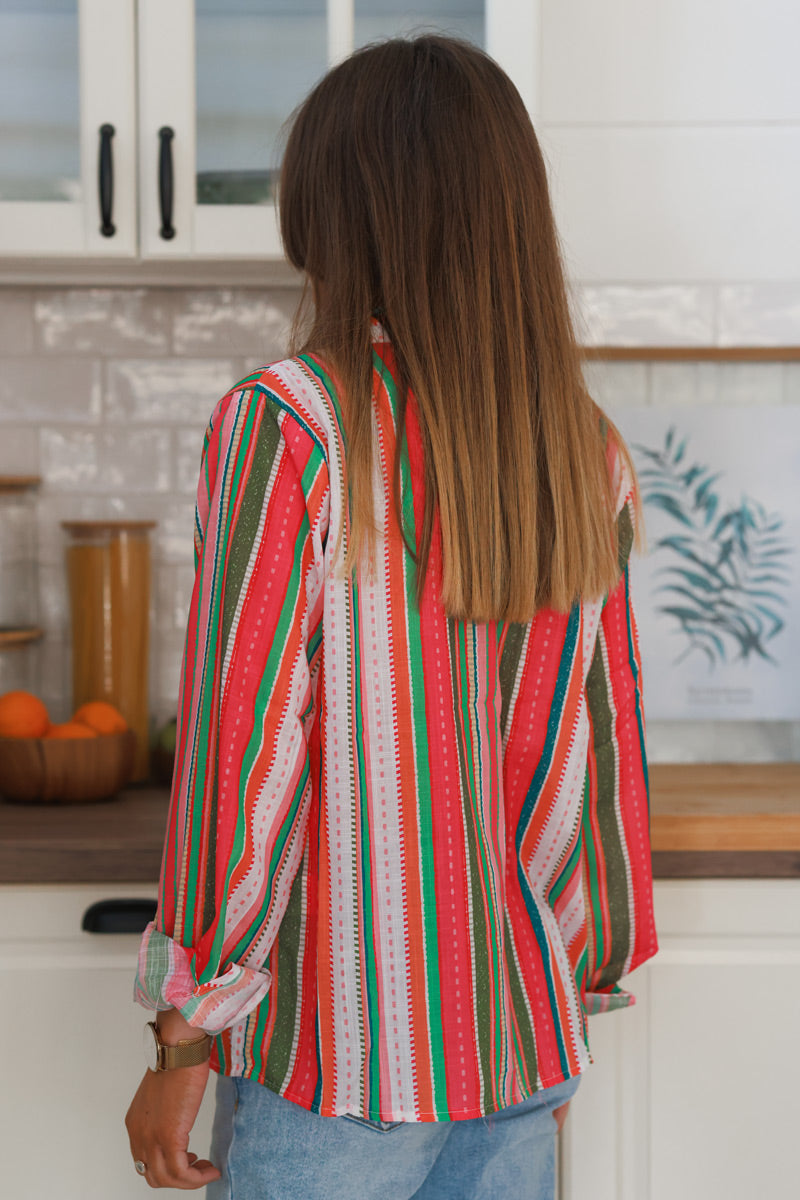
[648,763,800,879]
[0,763,798,884]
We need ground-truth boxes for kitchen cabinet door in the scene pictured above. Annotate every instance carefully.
[137,0,330,260]
[0,884,216,1200]
[0,0,137,257]
[559,880,800,1200]
[136,0,536,261]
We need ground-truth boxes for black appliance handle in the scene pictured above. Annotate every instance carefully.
[82,898,158,935]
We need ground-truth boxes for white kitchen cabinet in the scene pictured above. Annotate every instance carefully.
[560,879,800,1200]
[0,884,215,1200]
[0,1,538,261]
[0,0,137,258]
[3,879,798,1199]
[136,0,537,259]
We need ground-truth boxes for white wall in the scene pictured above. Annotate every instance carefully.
[537,0,800,288]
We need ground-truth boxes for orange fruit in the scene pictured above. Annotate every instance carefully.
[47,721,98,740]
[0,690,50,738]
[72,700,128,735]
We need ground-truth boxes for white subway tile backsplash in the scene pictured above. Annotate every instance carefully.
[99,429,171,492]
[783,364,800,404]
[0,290,34,356]
[40,428,99,488]
[156,562,195,631]
[647,720,796,763]
[172,288,293,357]
[0,425,39,474]
[39,428,172,492]
[156,629,187,713]
[716,362,784,406]
[718,284,800,345]
[157,499,197,564]
[650,362,720,407]
[34,289,171,356]
[575,284,716,345]
[582,360,649,408]
[173,427,205,494]
[105,359,237,424]
[0,358,101,423]
[36,563,69,630]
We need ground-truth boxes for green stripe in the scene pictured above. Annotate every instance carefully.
[499,622,527,739]
[548,836,582,907]
[585,630,630,986]
[579,770,604,982]
[263,852,307,1085]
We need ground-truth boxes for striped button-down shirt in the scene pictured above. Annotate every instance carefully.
[135,319,659,1121]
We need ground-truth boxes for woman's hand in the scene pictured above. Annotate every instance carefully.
[125,1011,221,1190]
[551,1099,571,1133]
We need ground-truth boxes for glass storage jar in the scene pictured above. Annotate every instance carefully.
[61,520,156,783]
[0,476,40,632]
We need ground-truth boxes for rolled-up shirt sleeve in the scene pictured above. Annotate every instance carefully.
[580,460,659,1017]
[134,381,328,1035]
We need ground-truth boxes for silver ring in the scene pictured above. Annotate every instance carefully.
[134,1160,147,1176]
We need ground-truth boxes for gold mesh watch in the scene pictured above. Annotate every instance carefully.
[143,1021,212,1071]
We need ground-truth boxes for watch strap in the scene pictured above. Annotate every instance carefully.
[147,1020,213,1070]
[159,1033,213,1070]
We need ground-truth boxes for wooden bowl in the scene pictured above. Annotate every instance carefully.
[0,729,137,804]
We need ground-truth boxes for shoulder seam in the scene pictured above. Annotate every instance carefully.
[235,378,328,464]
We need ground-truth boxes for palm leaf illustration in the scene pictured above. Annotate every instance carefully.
[633,427,792,668]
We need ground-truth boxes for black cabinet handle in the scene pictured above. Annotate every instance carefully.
[158,126,176,240]
[98,123,116,237]
[82,898,157,934]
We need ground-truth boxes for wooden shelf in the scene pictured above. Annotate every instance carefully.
[0,628,43,649]
[0,475,41,492]
[582,346,800,361]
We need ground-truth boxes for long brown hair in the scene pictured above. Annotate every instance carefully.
[279,34,638,622]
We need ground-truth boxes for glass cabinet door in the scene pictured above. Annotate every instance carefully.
[139,0,328,259]
[0,0,81,204]
[196,0,328,209]
[138,0,538,261]
[0,0,136,257]
[353,0,484,50]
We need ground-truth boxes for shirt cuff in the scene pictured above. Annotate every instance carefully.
[133,921,272,1035]
[581,983,636,1016]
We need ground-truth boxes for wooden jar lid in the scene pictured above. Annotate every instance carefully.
[60,519,157,537]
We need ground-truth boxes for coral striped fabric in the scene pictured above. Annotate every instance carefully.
[135,319,659,1121]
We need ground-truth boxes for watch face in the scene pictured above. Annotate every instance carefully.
[143,1021,160,1072]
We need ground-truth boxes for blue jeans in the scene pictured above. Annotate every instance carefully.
[206,1071,582,1200]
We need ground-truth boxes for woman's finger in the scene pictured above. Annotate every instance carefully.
[155,1144,222,1190]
